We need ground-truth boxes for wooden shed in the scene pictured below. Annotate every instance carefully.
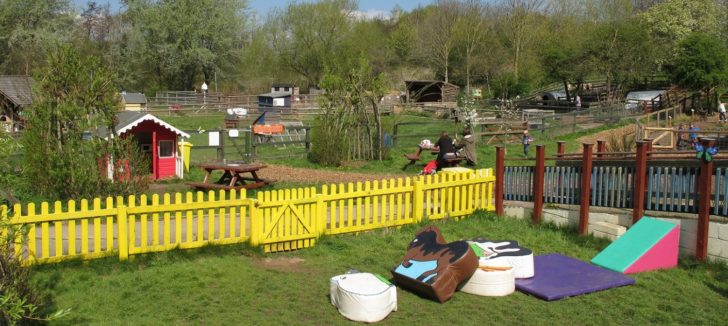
[105,112,190,180]
[120,92,148,111]
[0,76,34,132]
[405,80,460,103]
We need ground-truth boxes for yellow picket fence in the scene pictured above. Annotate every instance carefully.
[2,169,494,264]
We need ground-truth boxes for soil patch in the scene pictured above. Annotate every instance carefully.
[254,257,308,272]
[256,164,404,184]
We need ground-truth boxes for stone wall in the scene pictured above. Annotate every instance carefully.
[503,204,728,263]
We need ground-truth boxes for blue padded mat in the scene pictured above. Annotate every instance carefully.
[515,253,635,301]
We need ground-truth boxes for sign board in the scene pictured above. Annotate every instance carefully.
[273,98,285,107]
[208,131,220,146]
[229,129,239,138]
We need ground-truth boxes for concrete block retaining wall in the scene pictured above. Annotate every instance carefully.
[504,204,728,263]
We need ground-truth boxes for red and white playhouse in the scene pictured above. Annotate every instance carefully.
[112,111,190,180]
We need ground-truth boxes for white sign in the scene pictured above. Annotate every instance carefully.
[273,98,285,107]
[208,131,220,146]
[228,129,239,138]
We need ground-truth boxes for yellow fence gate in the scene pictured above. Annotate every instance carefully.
[2,169,495,264]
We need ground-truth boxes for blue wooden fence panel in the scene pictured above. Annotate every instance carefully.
[503,165,728,217]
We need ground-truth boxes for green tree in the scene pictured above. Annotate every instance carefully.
[22,45,148,200]
[313,57,387,165]
[0,0,74,75]
[268,0,356,88]
[667,33,728,91]
[123,0,248,91]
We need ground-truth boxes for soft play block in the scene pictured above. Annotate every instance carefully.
[392,225,478,303]
[591,217,679,274]
[515,254,635,301]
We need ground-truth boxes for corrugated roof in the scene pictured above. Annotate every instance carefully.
[121,93,147,104]
[0,76,34,107]
[258,92,291,98]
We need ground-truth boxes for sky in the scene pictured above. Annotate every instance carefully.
[72,0,435,18]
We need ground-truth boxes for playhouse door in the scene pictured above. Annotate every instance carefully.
[135,132,154,174]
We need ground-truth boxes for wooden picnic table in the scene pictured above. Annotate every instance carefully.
[187,162,270,190]
[402,146,464,170]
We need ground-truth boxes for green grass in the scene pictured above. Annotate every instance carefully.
[30,212,728,325]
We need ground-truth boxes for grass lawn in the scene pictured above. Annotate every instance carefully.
[31,212,728,325]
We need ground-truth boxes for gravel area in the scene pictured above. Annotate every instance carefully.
[256,164,405,184]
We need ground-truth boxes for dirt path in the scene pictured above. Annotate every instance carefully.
[256,164,406,184]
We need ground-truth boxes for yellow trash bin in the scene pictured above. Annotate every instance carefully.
[178,140,193,172]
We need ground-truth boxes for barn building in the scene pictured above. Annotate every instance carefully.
[0,76,34,132]
[405,80,460,103]
[120,92,148,111]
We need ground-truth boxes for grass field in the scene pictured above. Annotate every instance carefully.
[31,212,728,325]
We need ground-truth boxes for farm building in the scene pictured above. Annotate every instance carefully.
[405,80,460,103]
[0,76,34,132]
[100,111,189,180]
[270,83,299,95]
[120,92,148,111]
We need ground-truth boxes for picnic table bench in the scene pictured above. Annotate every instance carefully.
[402,146,465,170]
[187,162,270,191]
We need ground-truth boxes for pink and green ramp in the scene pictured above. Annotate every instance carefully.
[591,217,679,274]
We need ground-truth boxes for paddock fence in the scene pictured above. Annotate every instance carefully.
[2,169,495,265]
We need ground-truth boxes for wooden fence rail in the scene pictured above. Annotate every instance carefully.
[2,169,495,265]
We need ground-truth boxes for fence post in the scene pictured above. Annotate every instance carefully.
[117,199,129,261]
[596,140,606,158]
[557,141,565,158]
[532,145,545,224]
[696,138,716,261]
[644,138,654,158]
[579,143,593,235]
[318,186,329,235]
[413,177,425,222]
[495,146,505,216]
[249,199,260,246]
[633,141,648,224]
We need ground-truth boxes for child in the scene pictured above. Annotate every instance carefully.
[523,130,533,157]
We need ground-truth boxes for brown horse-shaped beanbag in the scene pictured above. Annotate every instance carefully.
[391,225,478,302]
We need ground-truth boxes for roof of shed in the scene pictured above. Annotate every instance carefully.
[258,92,291,98]
[121,92,147,104]
[98,111,189,138]
[0,76,34,107]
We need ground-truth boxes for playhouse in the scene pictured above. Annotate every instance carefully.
[109,111,190,180]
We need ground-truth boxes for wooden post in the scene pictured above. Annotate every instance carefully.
[532,145,545,224]
[644,138,653,158]
[696,138,716,261]
[633,141,648,224]
[596,140,606,158]
[579,143,593,235]
[495,146,505,216]
[557,141,566,158]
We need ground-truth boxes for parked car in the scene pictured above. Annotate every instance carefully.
[624,90,666,111]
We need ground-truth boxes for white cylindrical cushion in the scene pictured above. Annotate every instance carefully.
[330,273,397,323]
[480,253,534,279]
[461,267,515,297]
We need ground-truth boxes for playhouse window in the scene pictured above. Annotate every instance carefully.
[158,140,174,158]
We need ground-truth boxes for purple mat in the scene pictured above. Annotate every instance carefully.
[515,253,635,301]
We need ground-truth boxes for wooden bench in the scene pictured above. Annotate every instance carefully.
[402,147,425,170]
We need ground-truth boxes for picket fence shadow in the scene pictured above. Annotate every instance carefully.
[2,169,495,264]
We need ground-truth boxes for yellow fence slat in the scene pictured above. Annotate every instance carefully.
[5,169,495,263]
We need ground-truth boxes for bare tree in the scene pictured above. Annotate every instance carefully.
[498,0,544,80]
[454,0,488,93]
[419,0,461,83]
